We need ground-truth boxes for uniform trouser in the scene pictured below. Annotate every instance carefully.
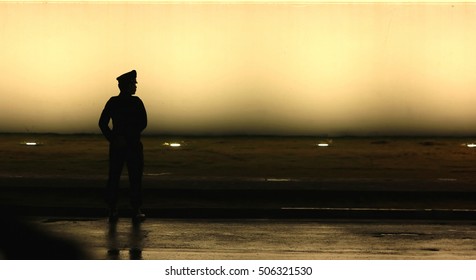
[105,142,143,210]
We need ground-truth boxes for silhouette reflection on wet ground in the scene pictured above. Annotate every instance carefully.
[25,217,476,260]
[107,220,144,260]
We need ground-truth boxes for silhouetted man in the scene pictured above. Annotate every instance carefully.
[99,70,147,223]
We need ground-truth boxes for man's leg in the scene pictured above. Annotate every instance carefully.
[127,142,145,222]
[106,145,125,222]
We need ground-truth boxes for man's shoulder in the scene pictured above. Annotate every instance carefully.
[109,95,144,107]
[114,95,142,100]
[131,96,144,104]
[108,95,137,102]
[108,95,143,104]
[107,96,120,102]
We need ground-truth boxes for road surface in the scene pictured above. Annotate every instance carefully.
[25,217,476,260]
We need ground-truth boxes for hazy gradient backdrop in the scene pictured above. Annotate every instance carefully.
[2,1,476,136]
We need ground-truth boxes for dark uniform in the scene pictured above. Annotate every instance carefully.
[99,70,147,222]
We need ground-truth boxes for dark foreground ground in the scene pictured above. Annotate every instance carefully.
[1,134,476,259]
[1,176,476,220]
[21,218,476,260]
[1,134,476,219]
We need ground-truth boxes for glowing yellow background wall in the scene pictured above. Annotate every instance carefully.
[1,2,476,135]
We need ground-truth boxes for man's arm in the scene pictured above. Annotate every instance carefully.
[138,98,147,132]
[98,100,113,142]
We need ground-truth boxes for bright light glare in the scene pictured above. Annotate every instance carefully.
[317,143,329,147]
[22,142,39,146]
[266,178,291,182]
[467,143,476,148]
[163,142,181,147]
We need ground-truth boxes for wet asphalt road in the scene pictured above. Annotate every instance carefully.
[28,217,476,260]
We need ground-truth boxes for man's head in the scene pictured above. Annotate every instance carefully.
[117,70,137,95]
